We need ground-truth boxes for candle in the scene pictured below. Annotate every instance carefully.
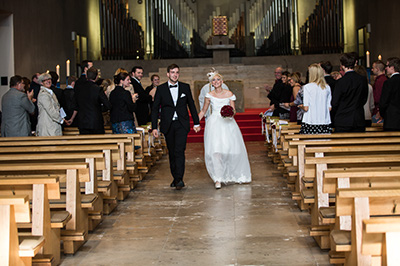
[378,54,382,61]
[56,65,60,81]
[366,51,370,68]
[66,60,70,77]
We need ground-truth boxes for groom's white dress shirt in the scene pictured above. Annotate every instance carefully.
[168,81,179,120]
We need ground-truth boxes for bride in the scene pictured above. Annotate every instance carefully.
[198,73,252,189]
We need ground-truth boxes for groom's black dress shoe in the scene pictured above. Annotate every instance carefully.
[170,181,176,187]
[175,181,185,190]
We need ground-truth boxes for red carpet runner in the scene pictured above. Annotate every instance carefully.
[188,108,265,143]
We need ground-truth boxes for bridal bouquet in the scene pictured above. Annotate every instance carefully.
[220,105,235,118]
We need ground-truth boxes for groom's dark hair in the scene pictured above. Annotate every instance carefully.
[167,64,179,72]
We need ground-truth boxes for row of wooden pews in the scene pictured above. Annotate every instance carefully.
[0,128,166,265]
[264,119,400,265]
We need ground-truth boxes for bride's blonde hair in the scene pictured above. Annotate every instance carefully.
[209,72,224,83]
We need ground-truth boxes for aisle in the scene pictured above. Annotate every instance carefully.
[60,142,330,265]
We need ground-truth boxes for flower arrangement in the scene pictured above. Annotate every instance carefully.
[220,105,235,118]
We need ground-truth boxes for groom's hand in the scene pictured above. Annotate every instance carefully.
[152,129,159,138]
[193,125,201,133]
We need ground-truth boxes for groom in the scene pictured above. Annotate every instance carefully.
[152,64,200,190]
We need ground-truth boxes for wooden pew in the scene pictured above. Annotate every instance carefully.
[321,167,400,263]
[0,195,45,266]
[0,134,144,189]
[332,187,400,266]
[363,217,400,266]
[0,162,90,255]
[0,137,130,208]
[305,153,400,249]
[0,176,67,265]
[290,137,400,210]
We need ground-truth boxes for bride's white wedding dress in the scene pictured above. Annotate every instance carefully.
[204,93,252,184]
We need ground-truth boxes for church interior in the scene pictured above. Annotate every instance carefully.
[1,0,400,265]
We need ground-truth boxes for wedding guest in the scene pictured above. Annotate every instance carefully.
[371,60,387,121]
[36,73,66,136]
[145,74,160,117]
[74,67,111,134]
[109,72,138,134]
[105,68,134,98]
[354,66,374,127]
[30,73,40,132]
[320,61,336,94]
[278,71,292,119]
[299,64,332,134]
[63,76,78,127]
[130,66,152,126]
[100,79,112,127]
[330,71,342,80]
[284,72,302,122]
[331,53,368,132]
[1,75,35,137]
[267,67,283,116]
[21,77,31,93]
[380,57,400,131]
[293,85,305,124]
[48,71,64,108]
[76,60,93,85]
[145,74,160,100]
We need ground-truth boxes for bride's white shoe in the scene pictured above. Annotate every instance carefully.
[215,181,221,189]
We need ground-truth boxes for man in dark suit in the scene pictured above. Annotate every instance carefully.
[151,64,200,190]
[76,60,93,84]
[266,67,283,116]
[130,66,152,126]
[379,57,400,131]
[331,53,368,132]
[74,67,111,134]
[30,73,40,131]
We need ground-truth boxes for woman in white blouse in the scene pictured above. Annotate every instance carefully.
[299,64,332,134]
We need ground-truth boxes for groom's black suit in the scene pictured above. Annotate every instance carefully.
[152,81,200,186]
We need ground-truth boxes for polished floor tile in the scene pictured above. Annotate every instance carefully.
[60,142,331,265]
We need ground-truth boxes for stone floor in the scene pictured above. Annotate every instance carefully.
[60,141,331,265]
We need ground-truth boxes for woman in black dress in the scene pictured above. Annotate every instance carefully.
[109,72,138,134]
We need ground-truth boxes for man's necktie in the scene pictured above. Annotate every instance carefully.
[169,84,177,88]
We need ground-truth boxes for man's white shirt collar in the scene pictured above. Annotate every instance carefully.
[43,87,53,95]
[132,77,141,84]
[391,72,400,78]
[168,81,178,87]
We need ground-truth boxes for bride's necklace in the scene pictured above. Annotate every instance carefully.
[215,89,223,94]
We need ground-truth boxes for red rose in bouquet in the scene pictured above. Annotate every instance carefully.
[220,105,235,118]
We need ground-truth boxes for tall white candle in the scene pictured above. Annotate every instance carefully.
[56,65,60,81]
[66,60,70,77]
[366,51,370,68]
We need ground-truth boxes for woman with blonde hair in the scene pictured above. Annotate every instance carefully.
[299,64,332,134]
[198,72,251,189]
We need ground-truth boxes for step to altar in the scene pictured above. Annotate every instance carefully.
[188,108,264,143]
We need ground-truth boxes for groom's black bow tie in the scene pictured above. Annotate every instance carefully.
[169,84,178,88]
